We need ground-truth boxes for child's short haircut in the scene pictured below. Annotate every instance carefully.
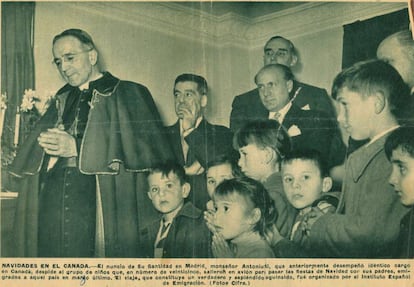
[147,161,188,184]
[282,149,329,177]
[215,177,277,237]
[234,120,291,159]
[206,150,242,178]
[331,59,410,119]
[385,126,414,160]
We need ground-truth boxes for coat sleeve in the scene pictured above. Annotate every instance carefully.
[185,122,234,168]
[305,152,409,257]
[230,94,246,133]
[80,81,175,173]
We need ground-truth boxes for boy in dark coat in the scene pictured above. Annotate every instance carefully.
[139,162,211,258]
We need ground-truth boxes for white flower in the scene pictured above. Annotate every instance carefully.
[20,89,37,112]
[0,93,7,110]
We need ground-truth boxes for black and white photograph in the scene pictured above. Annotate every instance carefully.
[0,1,413,286]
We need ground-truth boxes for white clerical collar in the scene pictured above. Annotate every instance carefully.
[366,125,399,147]
[268,101,292,123]
[78,73,104,91]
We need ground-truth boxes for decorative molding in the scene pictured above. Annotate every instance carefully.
[61,1,408,49]
[248,1,408,48]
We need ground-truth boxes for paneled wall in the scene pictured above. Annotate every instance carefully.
[34,2,407,127]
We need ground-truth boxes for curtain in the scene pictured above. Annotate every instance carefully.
[342,8,409,69]
[1,2,35,147]
[1,2,35,190]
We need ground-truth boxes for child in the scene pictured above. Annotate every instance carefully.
[302,60,411,258]
[281,149,339,242]
[234,119,296,238]
[385,126,414,258]
[138,162,210,258]
[206,152,242,199]
[211,177,277,258]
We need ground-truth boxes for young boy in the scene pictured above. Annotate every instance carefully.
[138,162,211,258]
[385,126,414,258]
[301,60,411,258]
[281,149,339,242]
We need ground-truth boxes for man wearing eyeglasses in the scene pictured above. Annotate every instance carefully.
[230,36,346,178]
[9,29,174,257]
[230,36,337,133]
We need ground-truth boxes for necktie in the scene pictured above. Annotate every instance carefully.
[181,135,189,164]
[273,112,282,123]
[155,220,171,249]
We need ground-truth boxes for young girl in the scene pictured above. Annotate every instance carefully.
[234,119,296,238]
[212,177,277,258]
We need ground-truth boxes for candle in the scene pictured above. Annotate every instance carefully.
[14,107,20,147]
[0,106,6,141]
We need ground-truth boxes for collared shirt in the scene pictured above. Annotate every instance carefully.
[153,204,183,258]
[366,125,399,147]
[268,101,292,124]
[78,73,104,91]
[179,116,203,163]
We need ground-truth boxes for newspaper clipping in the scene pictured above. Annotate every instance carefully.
[1,1,414,287]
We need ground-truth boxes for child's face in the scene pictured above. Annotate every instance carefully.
[336,87,376,140]
[238,144,271,182]
[147,172,190,216]
[206,163,234,198]
[213,193,257,240]
[389,147,414,206]
[282,159,332,209]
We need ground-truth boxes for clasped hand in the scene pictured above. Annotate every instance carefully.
[38,128,77,157]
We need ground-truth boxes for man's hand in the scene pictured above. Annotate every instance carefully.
[184,160,204,175]
[38,128,77,157]
[181,113,197,133]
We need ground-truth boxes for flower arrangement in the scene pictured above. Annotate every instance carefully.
[21,89,56,141]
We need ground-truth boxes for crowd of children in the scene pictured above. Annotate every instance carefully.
[138,58,413,258]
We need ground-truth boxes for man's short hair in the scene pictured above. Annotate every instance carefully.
[147,161,188,185]
[53,28,96,50]
[234,119,291,160]
[264,35,297,57]
[282,149,329,177]
[385,126,414,160]
[254,64,295,84]
[174,73,208,95]
[331,59,411,119]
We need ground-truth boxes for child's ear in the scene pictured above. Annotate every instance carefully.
[321,177,333,193]
[181,182,191,199]
[248,208,262,225]
[147,192,153,200]
[264,147,276,164]
[373,92,386,114]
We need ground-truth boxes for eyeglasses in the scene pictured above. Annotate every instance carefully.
[52,49,93,68]
[264,48,289,58]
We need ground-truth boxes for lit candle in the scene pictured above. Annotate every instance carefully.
[14,107,20,147]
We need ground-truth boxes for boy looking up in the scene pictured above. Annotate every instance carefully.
[139,162,210,258]
[302,60,410,258]
[385,126,414,258]
[281,149,339,242]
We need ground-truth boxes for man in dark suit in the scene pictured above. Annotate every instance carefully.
[252,64,345,170]
[165,74,234,209]
[230,36,336,133]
